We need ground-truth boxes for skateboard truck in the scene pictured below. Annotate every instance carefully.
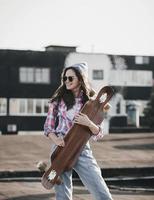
[48,169,57,181]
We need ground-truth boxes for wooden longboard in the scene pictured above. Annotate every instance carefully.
[41,86,114,190]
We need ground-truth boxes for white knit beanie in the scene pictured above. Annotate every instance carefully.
[66,62,88,77]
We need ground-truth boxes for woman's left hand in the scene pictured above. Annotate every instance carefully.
[74,112,100,135]
[74,113,91,127]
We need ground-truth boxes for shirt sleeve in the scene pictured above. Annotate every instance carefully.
[44,101,58,137]
[91,121,105,141]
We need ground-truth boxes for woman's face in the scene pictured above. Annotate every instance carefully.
[63,69,81,93]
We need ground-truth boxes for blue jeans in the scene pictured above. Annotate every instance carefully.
[51,142,113,200]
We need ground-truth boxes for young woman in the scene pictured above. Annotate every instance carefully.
[44,63,113,200]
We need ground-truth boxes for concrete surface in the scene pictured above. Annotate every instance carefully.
[0,133,154,200]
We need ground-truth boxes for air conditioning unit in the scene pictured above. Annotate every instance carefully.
[7,124,17,132]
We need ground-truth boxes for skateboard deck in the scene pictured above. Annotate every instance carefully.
[41,86,114,190]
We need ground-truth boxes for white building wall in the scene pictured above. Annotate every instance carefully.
[64,52,153,118]
[109,70,153,87]
[65,52,112,92]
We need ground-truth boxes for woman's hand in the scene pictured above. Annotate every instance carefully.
[48,133,65,147]
[54,137,65,147]
[74,113,91,127]
[74,113,100,135]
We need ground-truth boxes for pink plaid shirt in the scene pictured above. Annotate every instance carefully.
[44,96,104,141]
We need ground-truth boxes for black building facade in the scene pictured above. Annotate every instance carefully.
[0,47,75,134]
[0,47,154,134]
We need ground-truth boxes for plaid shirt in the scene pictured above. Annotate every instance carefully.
[44,96,104,141]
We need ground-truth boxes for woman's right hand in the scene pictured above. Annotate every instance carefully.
[48,133,65,147]
[54,137,65,147]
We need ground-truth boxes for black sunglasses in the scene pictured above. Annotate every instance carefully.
[63,76,74,82]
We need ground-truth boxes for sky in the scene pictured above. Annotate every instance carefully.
[0,0,154,55]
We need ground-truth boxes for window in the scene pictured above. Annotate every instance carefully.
[93,70,103,80]
[9,98,49,116]
[116,102,120,114]
[19,67,50,84]
[27,68,34,82]
[42,69,50,83]
[27,99,34,114]
[19,99,26,114]
[44,99,49,113]
[135,56,149,65]
[0,98,7,115]
[35,99,42,113]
